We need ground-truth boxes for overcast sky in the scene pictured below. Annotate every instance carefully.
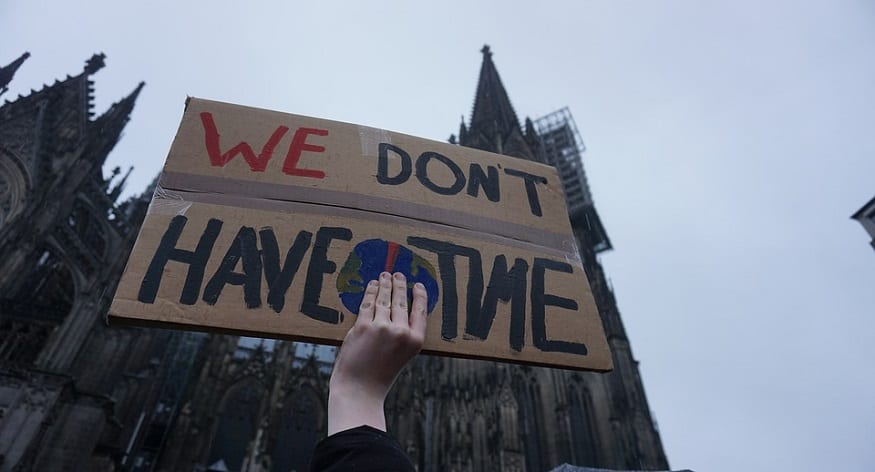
[4,1,875,471]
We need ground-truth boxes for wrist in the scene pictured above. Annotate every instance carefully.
[329,373,391,405]
[327,383,387,435]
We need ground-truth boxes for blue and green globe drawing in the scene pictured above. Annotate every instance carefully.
[336,239,439,315]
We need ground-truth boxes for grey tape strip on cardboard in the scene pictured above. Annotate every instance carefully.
[151,175,582,264]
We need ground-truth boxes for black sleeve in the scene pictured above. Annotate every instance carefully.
[309,425,415,472]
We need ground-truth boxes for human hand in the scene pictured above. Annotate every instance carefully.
[327,271,428,435]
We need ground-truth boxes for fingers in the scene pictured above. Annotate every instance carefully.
[360,273,427,344]
[409,282,427,340]
[391,272,409,327]
[374,272,392,323]
[357,280,379,325]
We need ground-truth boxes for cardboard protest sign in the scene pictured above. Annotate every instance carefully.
[108,98,612,371]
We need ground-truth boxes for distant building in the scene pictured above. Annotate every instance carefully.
[852,196,875,251]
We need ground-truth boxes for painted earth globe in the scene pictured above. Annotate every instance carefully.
[336,239,439,315]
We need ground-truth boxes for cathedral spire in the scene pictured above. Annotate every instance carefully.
[100,81,145,128]
[108,166,133,202]
[462,45,537,160]
[469,45,522,146]
[88,81,145,167]
[0,52,31,98]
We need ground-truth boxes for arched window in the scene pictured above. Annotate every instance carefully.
[0,149,30,227]
[271,386,325,472]
[0,319,53,365]
[66,199,107,257]
[208,378,265,472]
[7,248,75,322]
[0,247,75,365]
[520,381,545,472]
[470,413,488,472]
[569,386,599,466]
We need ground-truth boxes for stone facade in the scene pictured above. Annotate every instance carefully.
[0,52,190,472]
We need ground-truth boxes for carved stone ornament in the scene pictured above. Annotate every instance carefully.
[0,152,29,226]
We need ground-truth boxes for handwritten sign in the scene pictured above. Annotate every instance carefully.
[108,98,612,371]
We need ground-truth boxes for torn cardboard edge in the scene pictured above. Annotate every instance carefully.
[106,313,612,373]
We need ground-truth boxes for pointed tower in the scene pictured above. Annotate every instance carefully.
[460,45,541,161]
[87,81,145,168]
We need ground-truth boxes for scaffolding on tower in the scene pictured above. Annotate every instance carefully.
[534,107,612,253]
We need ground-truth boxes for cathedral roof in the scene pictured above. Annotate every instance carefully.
[0,53,143,190]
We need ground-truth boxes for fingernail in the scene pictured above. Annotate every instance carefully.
[394,272,404,280]
[381,272,390,280]
[415,282,424,289]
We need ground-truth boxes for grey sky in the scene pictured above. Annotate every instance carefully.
[4,1,874,470]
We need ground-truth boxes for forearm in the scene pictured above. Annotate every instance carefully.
[327,383,386,435]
